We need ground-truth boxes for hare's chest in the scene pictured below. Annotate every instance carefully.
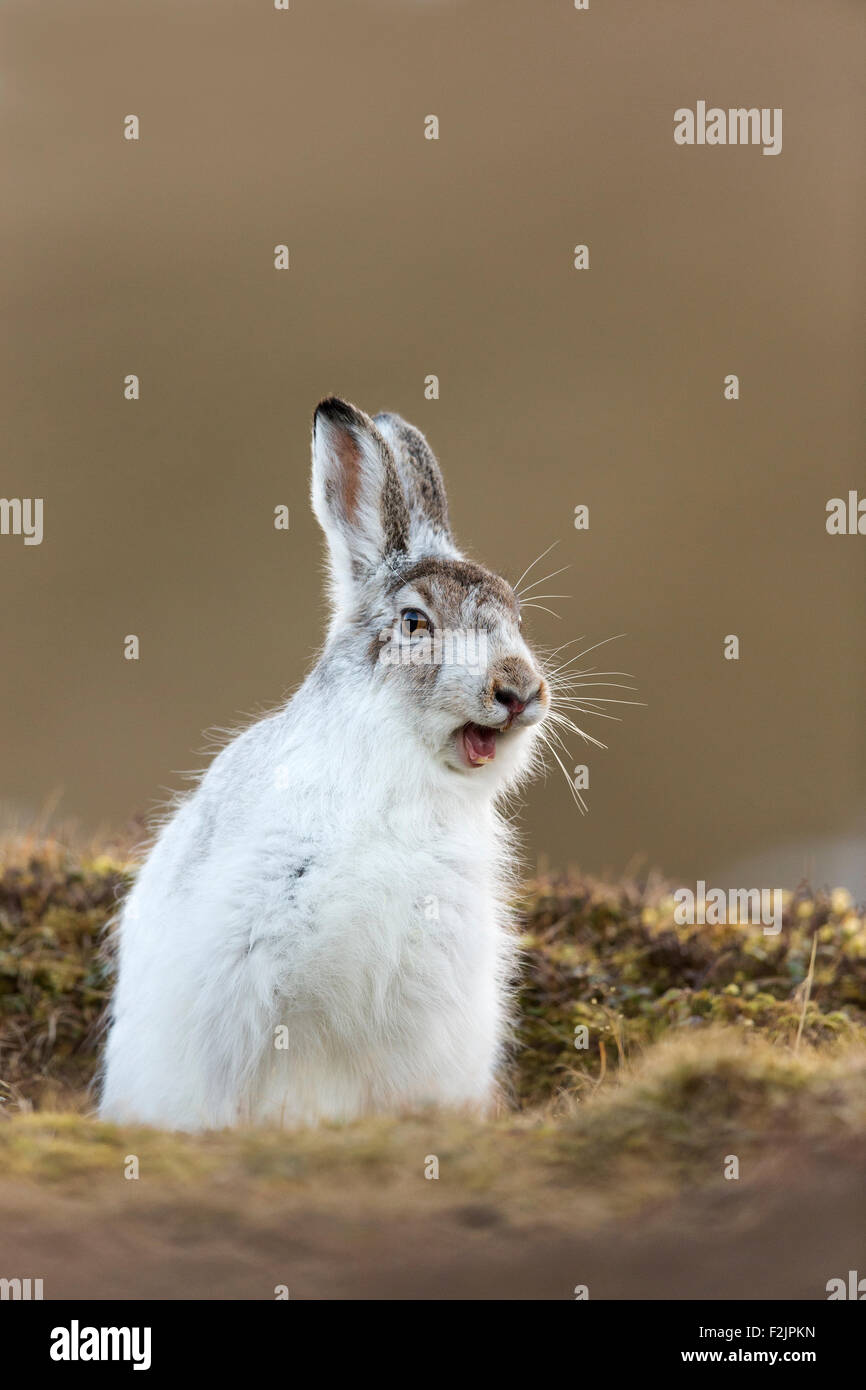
[296,813,496,982]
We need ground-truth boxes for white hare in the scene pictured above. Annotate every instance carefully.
[100,398,551,1130]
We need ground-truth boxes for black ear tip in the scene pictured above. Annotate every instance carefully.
[314,396,364,433]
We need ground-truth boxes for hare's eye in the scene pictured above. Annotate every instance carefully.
[401,608,432,638]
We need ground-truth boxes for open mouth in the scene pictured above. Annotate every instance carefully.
[459,722,502,768]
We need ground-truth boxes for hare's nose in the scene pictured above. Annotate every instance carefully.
[494,687,528,716]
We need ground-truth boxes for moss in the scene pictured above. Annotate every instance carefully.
[0,841,131,1107]
[512,872,866,1105]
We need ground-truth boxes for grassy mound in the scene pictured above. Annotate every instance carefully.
[514,872,866,1105]
[0,840,127,1110]
[1,837,865,1117]
[0,1032,863,1240]
[2,837,864,1300]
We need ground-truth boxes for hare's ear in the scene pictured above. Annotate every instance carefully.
[311,398,410,607]
[374,412,455,555]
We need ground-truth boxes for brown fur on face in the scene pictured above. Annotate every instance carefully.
[388,557,520,624]
[484,656,540,704]
[378,557,529,700]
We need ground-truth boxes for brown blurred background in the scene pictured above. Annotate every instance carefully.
[2,0,864,890]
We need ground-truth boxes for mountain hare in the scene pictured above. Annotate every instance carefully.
[100,398,552,1129]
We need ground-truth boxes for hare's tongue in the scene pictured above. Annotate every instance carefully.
[462,723,497,765]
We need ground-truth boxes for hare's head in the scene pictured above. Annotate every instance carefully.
[311,397,550,785]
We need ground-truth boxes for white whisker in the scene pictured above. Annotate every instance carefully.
[541,636,587,658]
[553,706,620,723]
[555,696,645,708]
[517,593,570,603]
[536,729,588,813]
[552,681,638,693]
[516,565,571,598]
[511,541,559,595]
[547,633,628,677]
[546,709,607,749]
[521,602,561,619]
